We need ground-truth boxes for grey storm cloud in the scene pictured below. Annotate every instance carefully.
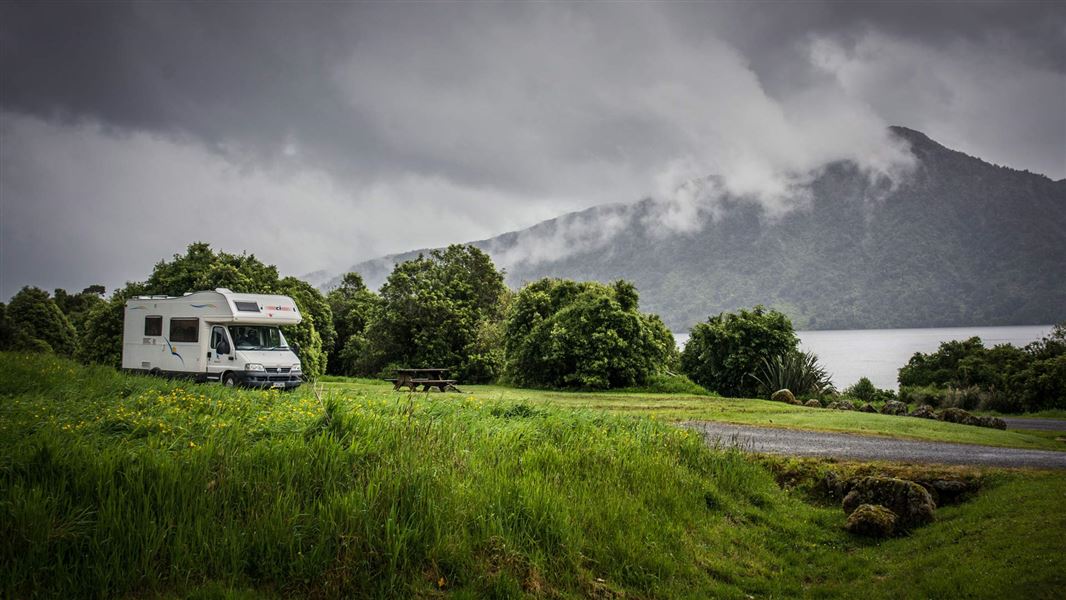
[1,1,1064,299]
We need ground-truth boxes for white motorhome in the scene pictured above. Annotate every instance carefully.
[121,288,303,389]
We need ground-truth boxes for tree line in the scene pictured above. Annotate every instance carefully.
[3,242,1061,411]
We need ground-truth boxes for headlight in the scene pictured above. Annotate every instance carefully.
[245,363,265,372]
[290,364,302,372]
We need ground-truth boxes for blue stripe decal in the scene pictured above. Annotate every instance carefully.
[163,337,184,366]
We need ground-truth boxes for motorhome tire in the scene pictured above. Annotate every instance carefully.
[222,372,237,388]
[150,368,162,377]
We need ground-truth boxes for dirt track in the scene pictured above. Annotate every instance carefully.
[682,421,1066,469]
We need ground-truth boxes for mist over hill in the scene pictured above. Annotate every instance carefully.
[315,127,1066,331]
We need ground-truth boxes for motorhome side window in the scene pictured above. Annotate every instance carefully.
[144,316,162,336]
[169,318,199,343]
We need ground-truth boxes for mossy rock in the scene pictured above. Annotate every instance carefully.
[859,403,877,413]
[827,401,852,411]
[881,400,908,416]
[804,399,822,408]
[975,415,1007,430]
[771,389,798,405]
[937,407,973,424]
[910,404,936,419]
[844,504,898,537]
[842,476,935,530]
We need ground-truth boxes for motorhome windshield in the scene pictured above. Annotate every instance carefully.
[228,325,288,350]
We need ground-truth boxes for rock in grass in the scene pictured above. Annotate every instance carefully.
[881,400,908,416]
[804,399,822,408]
[827,401,852,411]
[859,403,877,413]
[844,504,898,537]
[928,479,976,505]
[976,416,1007,430]
[771,389,798,405]
[910,404,937,419]
[842,477,935,530]
[937,407,973,425]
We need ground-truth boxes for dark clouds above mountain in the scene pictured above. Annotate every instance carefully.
[1,1,1063,298]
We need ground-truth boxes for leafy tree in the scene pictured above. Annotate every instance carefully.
[680,306,798,398]
[504,278,676,389]
[2,287,77,355]
[363,245,507,382]
[53,286,106,333]
[896,324,1066,412]
[326,273,381,375]
[76,243,334,377]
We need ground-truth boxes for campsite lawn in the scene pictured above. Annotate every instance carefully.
[3,354,1065,598]
[320,378,1066,452]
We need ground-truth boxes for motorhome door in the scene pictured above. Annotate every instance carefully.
[208,325,232,378]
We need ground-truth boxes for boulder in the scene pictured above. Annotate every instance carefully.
[859,403,877,413]
[881,400,908,416]
[975,416,1007,430]
[771,389,799,405]
[827,401,852,411]
[844,504,898,537]
[842,476,935,530]
[927,479,975,505]
[937,407,973,425]
[804,399,822,408]
[910,404,937,419]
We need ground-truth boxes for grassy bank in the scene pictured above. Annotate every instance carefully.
[2,353,1064,598]
[321,380,1066,451]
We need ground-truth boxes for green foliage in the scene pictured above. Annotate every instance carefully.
[503,278,677,389]
[620,372,712,395]
[52,286,106,333]
[897,324,1066,412]
[76,243,334,377]
[1,287,77,355]
[363,245,507,382]
[680,305,798,398]
[325,273,381,376]
[752,351,835,398]
[844,377,877,402]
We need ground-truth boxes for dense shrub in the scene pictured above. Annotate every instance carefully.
[680,306,798,398]
[1,287,77,355]
[362,245,507,383]
[897,323,1066,412]
[842,377,897,404]
[504,278,677,389]
[752,351,835,398]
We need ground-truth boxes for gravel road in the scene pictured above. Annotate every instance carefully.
[682,421,1066,469]
[1003,417,1066,432]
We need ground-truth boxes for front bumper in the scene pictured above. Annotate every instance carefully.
[237,370,303,389]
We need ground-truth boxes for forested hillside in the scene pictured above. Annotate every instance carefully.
[323,127,1066,331]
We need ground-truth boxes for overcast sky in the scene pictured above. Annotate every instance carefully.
[1,1,1064,299]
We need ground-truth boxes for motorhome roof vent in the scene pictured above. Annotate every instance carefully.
[183,292,193,296]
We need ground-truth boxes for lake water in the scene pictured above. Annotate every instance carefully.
[673,325,1056,390]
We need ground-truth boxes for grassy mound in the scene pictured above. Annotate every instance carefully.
[1,353,1064,598]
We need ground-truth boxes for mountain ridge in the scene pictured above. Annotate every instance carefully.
[309,126,1066,331]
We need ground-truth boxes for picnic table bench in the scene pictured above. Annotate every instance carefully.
[386,368,462,392]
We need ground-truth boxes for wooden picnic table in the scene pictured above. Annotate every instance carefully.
[387,368,461,392]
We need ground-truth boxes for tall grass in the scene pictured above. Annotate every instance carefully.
[0,353,813,598]
[3,353,1063,598]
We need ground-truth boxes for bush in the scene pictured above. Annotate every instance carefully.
[752,351,835,398]
[680,306,798,398]
[896,323,1066,413]
[2,287,77,356]
[504,279,677,389]
[899,385,944,407]
[621,372,712,395]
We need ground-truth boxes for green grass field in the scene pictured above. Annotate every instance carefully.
[2,353,1065,598]
[320,379,1066,451]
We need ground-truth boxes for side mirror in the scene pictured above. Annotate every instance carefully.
[291,342,300,356]
[217,340,230,355]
